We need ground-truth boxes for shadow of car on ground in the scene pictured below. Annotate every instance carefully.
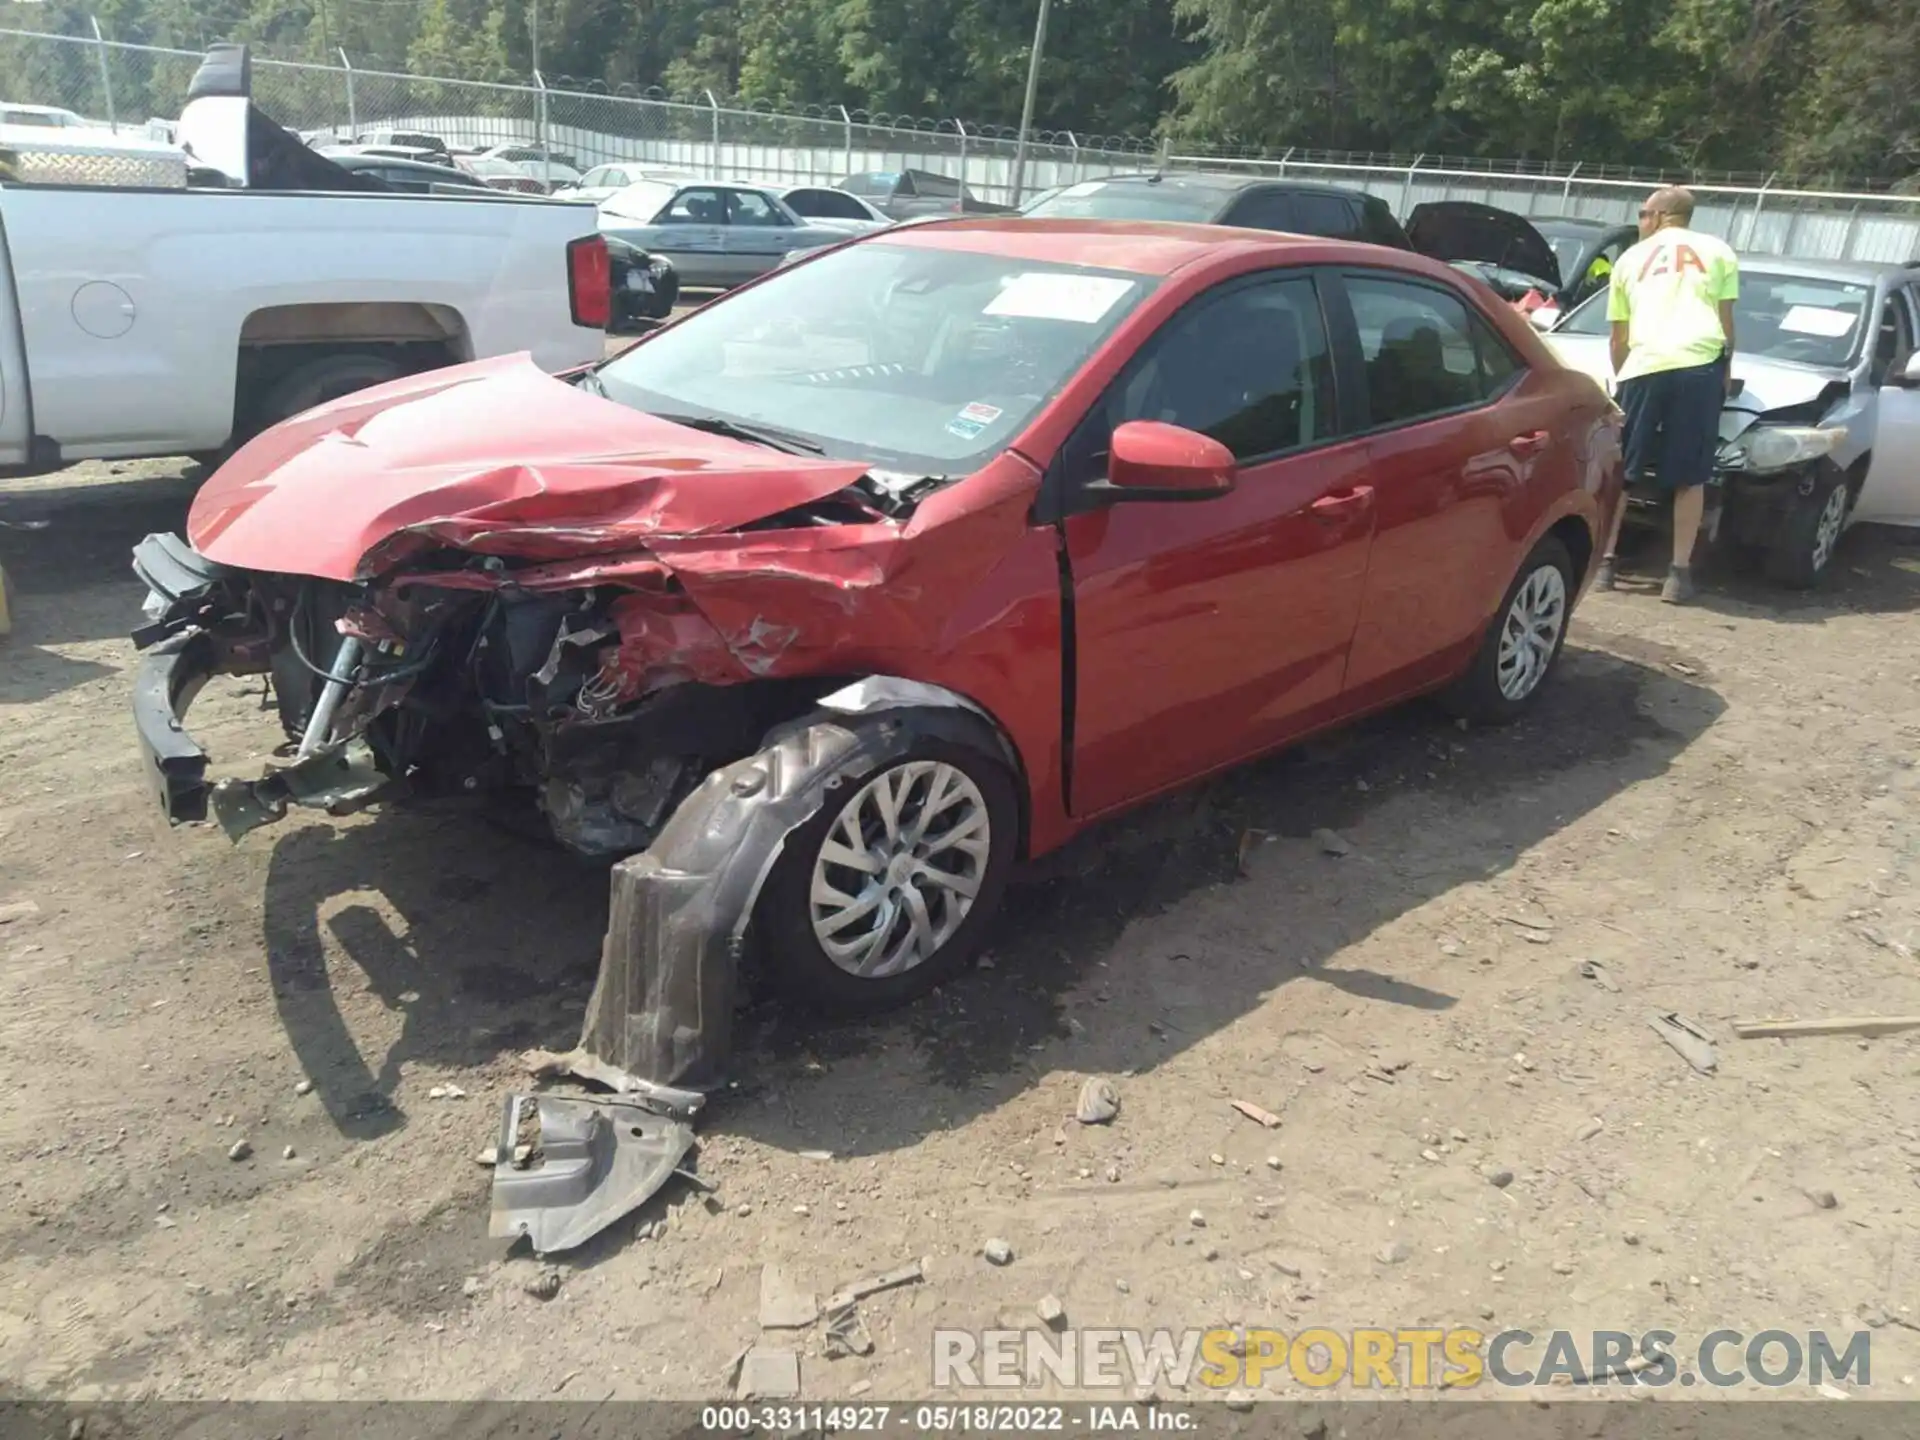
[259,639,1725,1172]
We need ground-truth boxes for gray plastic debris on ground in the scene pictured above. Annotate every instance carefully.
[496,690,1009,1255]
[487,1093,694,1254]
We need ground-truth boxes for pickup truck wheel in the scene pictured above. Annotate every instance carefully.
[753,738,1018,1016]
[1442,535,1575,725]
[257,353,405,432]
[1765,470,1849,589]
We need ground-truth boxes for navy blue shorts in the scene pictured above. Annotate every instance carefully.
[1618,357,1725,491]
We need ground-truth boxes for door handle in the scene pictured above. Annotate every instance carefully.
[1308,485,1375,520]
[1509,429,1551,456]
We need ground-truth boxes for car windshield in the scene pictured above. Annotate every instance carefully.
[595,242,1155,474]
[1548,237,1588,277]
[1022,180,1229,223]
[1560,270,1873,367]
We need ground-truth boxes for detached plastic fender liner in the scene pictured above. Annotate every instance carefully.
[540,699,1011,1103]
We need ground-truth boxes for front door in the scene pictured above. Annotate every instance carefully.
[722,189,802,281]
[1059,272,1377,817]
[1851,283,1920,527]
[651,187,729,286]
[1333,270,1562,700]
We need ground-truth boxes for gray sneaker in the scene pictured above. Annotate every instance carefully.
[1593,556,1617,592]
[1660,565,1696,604]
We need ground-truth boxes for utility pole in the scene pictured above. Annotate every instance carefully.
[530,0,549,188]
[1007,0,1052,206]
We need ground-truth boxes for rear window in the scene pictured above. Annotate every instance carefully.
[602,181,678,222]
[1023,180,1230,223]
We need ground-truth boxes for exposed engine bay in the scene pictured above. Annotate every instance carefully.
[131,526,907,854]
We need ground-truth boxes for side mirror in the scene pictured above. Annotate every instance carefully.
[1088,420,1236,504]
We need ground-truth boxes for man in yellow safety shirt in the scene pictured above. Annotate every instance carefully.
[1593,186,1738,604]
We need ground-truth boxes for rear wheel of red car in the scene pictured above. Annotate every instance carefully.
[753,738,1019,1016]
[1443,534,1575,724]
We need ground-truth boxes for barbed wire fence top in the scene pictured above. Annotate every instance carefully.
[0,25,1916,261]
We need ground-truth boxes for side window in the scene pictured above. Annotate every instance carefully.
[1287,193,1363,240]
[1221,190,1291,231]
[603,168,629,188]
[791,189,865,220]
[729,191,785,227]
[1344,275,1522,428]
[1077,276,1341,473]
[660,188,726,225]
[913,172,961,199]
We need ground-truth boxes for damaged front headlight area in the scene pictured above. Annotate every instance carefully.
[129,534,847,857]
[1728,424,1848,474]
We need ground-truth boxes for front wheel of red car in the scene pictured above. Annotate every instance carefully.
[753,739,1019,1016]
[1443,534,1576,725]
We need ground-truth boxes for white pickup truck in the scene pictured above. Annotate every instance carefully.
[0,44,607,476]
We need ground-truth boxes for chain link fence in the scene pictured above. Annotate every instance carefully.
[2,25,1917,262]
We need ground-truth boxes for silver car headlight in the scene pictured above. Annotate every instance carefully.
[1732,425,1847,474]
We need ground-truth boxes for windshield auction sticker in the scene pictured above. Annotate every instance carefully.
[984,273,1136,324]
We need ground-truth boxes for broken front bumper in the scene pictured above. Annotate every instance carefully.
[131,630,218,823]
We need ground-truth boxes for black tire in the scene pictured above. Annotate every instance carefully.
[251,352,406,440]
[1441,534,1576,725]
[1764,469,1849,590]
[752,734,1019,1016]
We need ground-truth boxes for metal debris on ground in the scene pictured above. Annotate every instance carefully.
[1733,1015,1920,1040]
[758,1265,818,1330]
[487,1093,695,1254]
[825,1258,923,1312]
[522,1267,563,1301]
[824,1301,874,1358]
[1578,960,1620,993]
[736,1346,801,1401]
[1230,1099,1282,1130]
[1074,1077,1119,1125]
[1649,1012,1718,1074]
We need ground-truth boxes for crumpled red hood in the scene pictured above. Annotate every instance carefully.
[188,354,872,581]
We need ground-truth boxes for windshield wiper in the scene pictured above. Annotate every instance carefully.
[655,411,825,456]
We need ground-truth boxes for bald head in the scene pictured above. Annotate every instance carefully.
[1641,186,1695,234]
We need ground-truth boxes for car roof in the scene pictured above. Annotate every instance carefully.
[1736,255,1911,285]
[336,155,476,179]
[877,217,1408,276]
[1061,171,1366,200]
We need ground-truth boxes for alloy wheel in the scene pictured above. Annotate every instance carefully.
[1811,485,1848,575]
[1496,563,1568,702]
[809,760,992,979]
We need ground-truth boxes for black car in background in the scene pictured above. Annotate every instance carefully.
[1019,172,1413,245]
[836,167,1015,220]
[605,236,680,331]
[1020,176,1569,304]
[321,151,494,194]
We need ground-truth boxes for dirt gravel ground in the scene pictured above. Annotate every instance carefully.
[5,457,1920,1405]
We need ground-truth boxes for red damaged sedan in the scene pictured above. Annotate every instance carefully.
[132,220,1622,1015]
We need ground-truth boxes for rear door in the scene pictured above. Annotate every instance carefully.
[1057,270,1377,816]
[1853,282,1920,526]
[1331,270,1562,701]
